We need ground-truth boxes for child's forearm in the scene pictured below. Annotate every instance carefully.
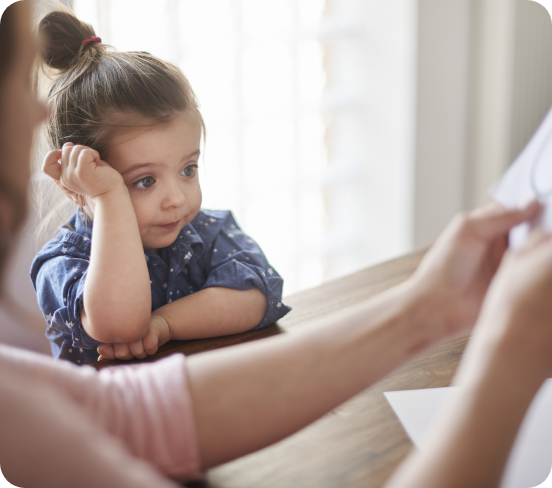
[82,183,151,343]
[153,287,268,340]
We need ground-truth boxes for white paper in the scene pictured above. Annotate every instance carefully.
[385,379,552,488]
[490,103,552,248]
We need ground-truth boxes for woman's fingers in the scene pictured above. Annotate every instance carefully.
[469,200,541,241]
[521,229,552,253]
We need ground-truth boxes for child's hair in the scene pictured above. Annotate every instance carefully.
[32,5,204,244]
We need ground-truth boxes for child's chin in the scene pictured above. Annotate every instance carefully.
[143,234,179,250]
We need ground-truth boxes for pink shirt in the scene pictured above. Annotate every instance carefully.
[0,344,203,487]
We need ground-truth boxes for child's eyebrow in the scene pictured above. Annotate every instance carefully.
[120,150,201,176]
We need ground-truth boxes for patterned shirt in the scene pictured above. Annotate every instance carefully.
[30,209,291,365]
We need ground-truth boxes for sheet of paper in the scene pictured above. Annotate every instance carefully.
[491,103,552,248]
[385,380,552,488]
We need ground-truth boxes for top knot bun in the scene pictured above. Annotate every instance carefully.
[38,10,97,71]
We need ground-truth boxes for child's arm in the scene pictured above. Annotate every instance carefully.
[155,287,267,338]
[43,143,151,344]
[97,211,284,361]
[97,287,266,360]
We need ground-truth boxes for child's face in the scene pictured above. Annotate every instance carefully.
[105,112,202,250]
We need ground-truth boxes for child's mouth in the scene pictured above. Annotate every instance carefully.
[158,220,180,230]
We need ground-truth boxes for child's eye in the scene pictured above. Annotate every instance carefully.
[134,176,156,189]
[181,165,197,177]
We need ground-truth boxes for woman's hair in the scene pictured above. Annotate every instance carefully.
[0,3,17,89]
[0,2,29,274]
[34,6,204,241]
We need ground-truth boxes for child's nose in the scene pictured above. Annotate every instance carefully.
[161,181,186,209]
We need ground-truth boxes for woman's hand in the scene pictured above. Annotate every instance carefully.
[409,202,541,339]
[385,229,552,488]
[42,142,123,203]
[458,230,552,384]
[97,314,172,361]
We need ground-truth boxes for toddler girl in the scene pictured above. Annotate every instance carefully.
[30,9,290,365]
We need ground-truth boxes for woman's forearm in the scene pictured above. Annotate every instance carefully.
[154,287,267,340]
[384,309,546,488]
[82,184,151,343]
[385,370,539,488]
[185,281,449,469]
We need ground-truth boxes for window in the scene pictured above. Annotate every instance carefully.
[72,0,416,294]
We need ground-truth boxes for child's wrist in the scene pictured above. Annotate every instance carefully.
[152,312,173,344]
[91,179,128,204]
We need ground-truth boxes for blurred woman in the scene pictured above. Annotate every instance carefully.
[0,2,550,487]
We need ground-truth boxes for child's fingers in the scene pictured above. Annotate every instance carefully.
[42,150,63,180]
[97,343,116,360]
[77,148,101,169]
[113,342,134,361]
[129,339,147,359]
[60,143,77,170]
[66,144,88,171]
[69,146,97,171]
[143,330,159,356]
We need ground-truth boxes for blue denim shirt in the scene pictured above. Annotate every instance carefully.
[30,208,291,365]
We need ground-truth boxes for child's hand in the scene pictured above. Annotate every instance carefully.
[97,314,172,361]
[42,142,124,203]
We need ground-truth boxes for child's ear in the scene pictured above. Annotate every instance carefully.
[53,180,87,207]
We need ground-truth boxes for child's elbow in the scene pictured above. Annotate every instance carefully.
[245,288,268,327]
[82,307,150,344]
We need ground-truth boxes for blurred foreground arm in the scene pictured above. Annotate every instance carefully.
[186,203,540,469]
[385,228,552,488]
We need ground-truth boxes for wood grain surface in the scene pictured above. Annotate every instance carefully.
[93,248,469,488]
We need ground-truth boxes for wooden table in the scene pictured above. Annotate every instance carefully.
[93,249,469,488]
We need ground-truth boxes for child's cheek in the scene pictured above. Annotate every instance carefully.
[131,201,152,234]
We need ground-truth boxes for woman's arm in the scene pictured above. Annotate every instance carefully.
[384,231,552,488]
[383,345,540,488]
[186,280,443,468]
[43,144,152,343]
[0,345,196,486]
[182,203,540,468]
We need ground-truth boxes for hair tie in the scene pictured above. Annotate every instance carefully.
[81,36,101,49]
